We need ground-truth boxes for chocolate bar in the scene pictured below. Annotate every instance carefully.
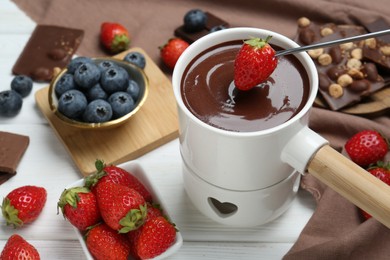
[174,12,229,43]
[362,18,390,72]
[294,18,389,110]
[0,132,29,184]
[12,25,84,82]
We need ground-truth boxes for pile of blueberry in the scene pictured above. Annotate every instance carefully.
[55,52,145,124]
[0,75,33,117]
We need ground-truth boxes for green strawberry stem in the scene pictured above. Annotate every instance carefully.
[84,159,108,188]
[118,203,147,233]
[244,36,272,48]
[57,186,90,215]
[1,198,23,228]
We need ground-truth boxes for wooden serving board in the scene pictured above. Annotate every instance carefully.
[35,47,178,177]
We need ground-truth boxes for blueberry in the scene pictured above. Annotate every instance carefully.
[86,83,108,101]
[126,79,140,101]
[74,62,101,90]
[184,9,207,32]
[55,73,76,98]
[82,99,113,123]
[100,66,129,94]
[123,52,146,69]
[10,75,33,97]
[67,56,93,74]
[210,25,227,33]
[97,60,117,73]
[0,90,23,117]
[108,91,135,118]
[58,90,87,119]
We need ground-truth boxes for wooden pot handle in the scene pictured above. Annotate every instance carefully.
[307,144,390,229]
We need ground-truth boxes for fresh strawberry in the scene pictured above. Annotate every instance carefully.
[360,162,390,220]
[85,159,152,202]
[345,130,388,167]
[57,186,101,231]
[234,36,278,91]
[160,38,189,69]
[86,223,131,260]
[100,22,130,54]
[95,182,147,233]
[1,185,47,228]
[128,216,176,259]
[0,234,40,260]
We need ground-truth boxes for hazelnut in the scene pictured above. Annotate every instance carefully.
[318,53,332,66]
[319,73,331,91]
[328,46,342,64]
[327,66,345,80]
[299,28,316,45]
[346,58,362,70]
[380,45,390,56]
[328,83,343,98]
[320,27,334,37]
[340,42,354,50]
[350,80,370,93]
[297,17,311,27]
[347,68,364,79]
[364,38,376,49]
[363,63,379,81]
[308,48,324,59]
[350,48,363,60]
[337,74,353,87]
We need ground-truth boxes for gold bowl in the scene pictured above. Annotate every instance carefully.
[48,57,149,130]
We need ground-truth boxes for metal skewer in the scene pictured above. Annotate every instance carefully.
[275,29,390,57]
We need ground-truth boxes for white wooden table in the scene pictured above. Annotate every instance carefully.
[0,1,316,258]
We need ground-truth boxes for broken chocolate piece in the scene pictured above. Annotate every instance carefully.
[12,25,84,82]
[0,132,29,184]
[294,19,389,110]
[174,12,229,43]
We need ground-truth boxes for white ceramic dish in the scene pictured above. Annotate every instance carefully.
[65,160,183,259]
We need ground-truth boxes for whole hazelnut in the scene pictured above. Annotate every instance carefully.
[346,58,362,70]
[297,17,311,27]
[364,38,377,49]
[337,74,353,87]
[328,83,343,98]
[318,53,332,66]
[351,48,363,60]
[321,27,334,37]
[380,45,390,56]
[308,48,324,59]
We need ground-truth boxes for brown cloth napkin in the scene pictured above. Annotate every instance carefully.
[11,0,390,258]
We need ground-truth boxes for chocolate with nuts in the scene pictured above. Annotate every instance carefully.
[12,25,84,82]
[174,12,230,43]
[294,18,388,110]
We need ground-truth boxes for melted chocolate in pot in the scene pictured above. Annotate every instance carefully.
[181,40,310,132]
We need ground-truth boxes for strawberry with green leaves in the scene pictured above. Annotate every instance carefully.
[1,185,47,228]
[57,186,101,231]
[234,36,278,91]
[95,182,147,233]
[0,234,40,260]
[100,22,130,54]
[86,223,131,260]
[85,159,152,202]
[345,130,388,167]
[160,38,189,69]
[128,216,177,259]
[360,161,390,220]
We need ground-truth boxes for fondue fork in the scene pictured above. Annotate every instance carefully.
[275,29,390,57]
